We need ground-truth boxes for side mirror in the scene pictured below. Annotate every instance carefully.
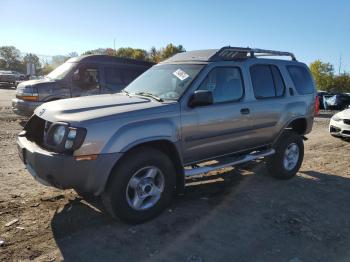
[189,90,213,108]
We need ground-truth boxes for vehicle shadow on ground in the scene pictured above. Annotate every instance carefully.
[50,165,350,261]
[0,83,16,89]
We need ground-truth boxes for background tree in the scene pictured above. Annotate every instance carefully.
[51,55,69,68]
[67,52,78,58]
[115,47,148,60]
[149,47,160,63]
[0,46,22,70]
[331,73,350,93]
[159,44,185,61]
[309,60,334,91]
[23,53,41,70]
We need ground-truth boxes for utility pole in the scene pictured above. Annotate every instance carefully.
[114,38,116,52]
[338,54,342,75]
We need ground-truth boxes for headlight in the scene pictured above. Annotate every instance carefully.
[45,122,86,153]
[331,115,342,122]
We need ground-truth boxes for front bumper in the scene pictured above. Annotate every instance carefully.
[12,98,43,117]
[329,118,350,138]
[17,135,122,195]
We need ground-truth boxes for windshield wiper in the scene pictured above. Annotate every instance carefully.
[122,90,130,96]
[135,92,164,102]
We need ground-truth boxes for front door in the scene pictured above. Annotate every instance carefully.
[181,66,255,164]
[71,65,101,97]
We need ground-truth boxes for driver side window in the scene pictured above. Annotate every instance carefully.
[198,67,244,103]
[73,67,99,86]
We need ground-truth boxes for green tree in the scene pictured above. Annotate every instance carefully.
[159,44,185,61]
[331,73,350,93]
[23,53,41,71]
[309,60,334,91]
[115,47,148,60]
[0,46,22,70]
[82,48,107,55]
[149,46,160,63]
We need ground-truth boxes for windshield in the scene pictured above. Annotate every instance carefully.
[46,62,76,80]
[124,64,204,100]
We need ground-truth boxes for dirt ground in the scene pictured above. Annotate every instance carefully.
[1,103,350,262]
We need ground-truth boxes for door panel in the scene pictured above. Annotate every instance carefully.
[247,64,287,146]
[181,66,256,164]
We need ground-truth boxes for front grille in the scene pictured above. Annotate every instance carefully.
[24,115,47,145]
[344,119,350,125]
[343,130,350,135]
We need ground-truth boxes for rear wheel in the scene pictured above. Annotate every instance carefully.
[102,147,176,224]
[267,131,304,179]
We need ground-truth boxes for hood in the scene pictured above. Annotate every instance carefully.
[17,78,58,92]
[18,78,57,87]
[337,108,350,118]
[34,93,177,123]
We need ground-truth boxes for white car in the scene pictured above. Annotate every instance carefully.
[329,108,350,139]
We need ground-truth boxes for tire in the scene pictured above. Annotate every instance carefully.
[102,147,176,224]
[267,130,304,180]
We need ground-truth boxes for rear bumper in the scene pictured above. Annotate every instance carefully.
[329,119,350,138]
[12,98,42,117]
[17,135,122,195]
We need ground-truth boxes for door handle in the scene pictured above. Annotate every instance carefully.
[240,108,250,115]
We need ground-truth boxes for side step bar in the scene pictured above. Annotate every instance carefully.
[184,148,275,177]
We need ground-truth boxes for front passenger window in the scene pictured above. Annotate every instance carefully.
[197,67,244,103]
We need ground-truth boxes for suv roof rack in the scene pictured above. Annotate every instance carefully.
[210,46,297,61]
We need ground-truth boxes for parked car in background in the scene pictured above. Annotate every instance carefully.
[317,91,331,109]
[17,47,317,223]
[0,70,17,86]
[12,55,154,116]
[329,108,350,139]
[324,93,350,110]
[11,71,26,81]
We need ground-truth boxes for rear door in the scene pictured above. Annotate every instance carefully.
[181,66,256,164]
[246,64,287,146]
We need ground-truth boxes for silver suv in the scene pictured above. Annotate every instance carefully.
[17,47,317,223]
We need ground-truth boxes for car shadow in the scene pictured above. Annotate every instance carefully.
[0,83,16,89]
[50,165,350,261]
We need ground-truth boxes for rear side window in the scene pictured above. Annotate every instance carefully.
[105,67,123,85]
[122,69,142,85]
[287,66,314,95]
[250,65,285,99]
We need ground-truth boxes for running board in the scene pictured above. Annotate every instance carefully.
[184,148,275,177]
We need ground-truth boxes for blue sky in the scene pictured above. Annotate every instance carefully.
[1,0,350,72]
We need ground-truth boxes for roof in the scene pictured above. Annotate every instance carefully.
[67,55,155,66]
[162,46,296,63]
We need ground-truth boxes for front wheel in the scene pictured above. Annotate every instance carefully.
[267,131,304,180]
[102,147,176,224]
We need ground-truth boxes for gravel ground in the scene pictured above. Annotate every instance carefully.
[0,105,350,262]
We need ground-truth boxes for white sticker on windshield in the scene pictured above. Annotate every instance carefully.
[173,69,189,81]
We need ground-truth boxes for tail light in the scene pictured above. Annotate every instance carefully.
[314,95,320,116]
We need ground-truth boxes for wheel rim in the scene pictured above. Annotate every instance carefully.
[283,143,300,171]
[126,166,165,211]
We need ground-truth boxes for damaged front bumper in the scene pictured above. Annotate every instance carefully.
[17,135,122,195]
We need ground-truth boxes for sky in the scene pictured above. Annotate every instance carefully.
[1,0,350,72]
